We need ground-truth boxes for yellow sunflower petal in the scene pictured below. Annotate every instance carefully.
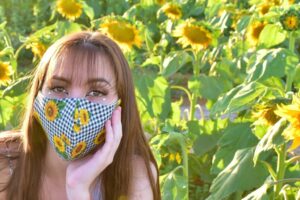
[246,21,266,46]
[79,109,90,126]
[73,123,81,133]
[0,62,13,86]
[44,100,59,121]
[61,133,71,146]
[288,136,300,151]
[100,19,142,51]
[53,135,65,153]
[162,3,182,20]
[56,0,83,21]
[173,20,212,52]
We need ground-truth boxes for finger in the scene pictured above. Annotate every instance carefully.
[111,106,122,143]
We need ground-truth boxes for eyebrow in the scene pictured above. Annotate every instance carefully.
[50,75,111,86]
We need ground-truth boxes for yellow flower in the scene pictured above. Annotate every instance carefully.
[275,95,300,151]
[73,123,81,133]
[246,21,266,46]
[79,109,89,126]
[71,141,87,158]
[61,133,71,146]
[161,3,182,20]
[280,9,300,31]
[0,62,13,86]
[252,104,280,126]
[56,0,83,21]
[94,129,106,145]
[100,18,142,51]
[258,3,272,15]
[156,0,166,5]
[173,19,212,52]
[169,153,175,161]
[175,152,182,164]
[53,135,65,153]
[74,108,79,120]
[27,42,47,58]
[44,100,59,121]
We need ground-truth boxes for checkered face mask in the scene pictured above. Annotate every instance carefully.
[33,92,118,161]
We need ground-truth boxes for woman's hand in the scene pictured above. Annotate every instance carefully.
[66,106,122,200]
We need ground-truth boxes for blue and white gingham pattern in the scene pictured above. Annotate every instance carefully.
[33,92,117,160]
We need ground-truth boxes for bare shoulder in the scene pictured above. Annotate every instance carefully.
[0,130,22,199]
[129,155,158,200]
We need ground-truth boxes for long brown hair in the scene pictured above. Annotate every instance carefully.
[1,31,161,200]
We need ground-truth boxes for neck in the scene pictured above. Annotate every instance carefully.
[43,142,69,183]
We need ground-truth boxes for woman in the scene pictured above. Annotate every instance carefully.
[0,31,161,200]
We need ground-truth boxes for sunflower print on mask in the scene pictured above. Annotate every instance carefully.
[71,141,87,158]
[44,100,59,121]
[53,135,65,153]
[79,109,90,126]
[94,128,106,145]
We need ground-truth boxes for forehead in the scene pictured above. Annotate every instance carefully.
[45,45,116,85]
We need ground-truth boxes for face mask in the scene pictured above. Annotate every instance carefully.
[33,91,118,161]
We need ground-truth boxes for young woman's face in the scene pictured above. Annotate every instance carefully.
[41,52,118,104]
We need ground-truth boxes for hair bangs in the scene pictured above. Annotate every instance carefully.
[47,42,116,86]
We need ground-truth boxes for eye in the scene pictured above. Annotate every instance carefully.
[50,86,68,94]
[86,90,107,97]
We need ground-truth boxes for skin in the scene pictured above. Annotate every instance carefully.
[38,54,157,200]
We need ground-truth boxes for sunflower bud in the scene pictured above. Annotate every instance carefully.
[280,8,300,31]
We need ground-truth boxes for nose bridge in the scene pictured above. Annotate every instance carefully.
[69,85,86,99]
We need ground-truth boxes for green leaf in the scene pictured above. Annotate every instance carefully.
[246,48,299,83]
[82,1,94,21]
[258,24,286,48]
[210,82,267,116]
[2,76,31,97]
[207,147,268,200]
[211,122,258,174]
[242,177,271,200]
[162,51,192,78]
[188,75,226,100]
[253,119,286,165]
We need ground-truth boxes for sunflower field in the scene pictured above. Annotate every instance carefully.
[1,0,300,199]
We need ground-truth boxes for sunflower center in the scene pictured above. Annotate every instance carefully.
[166,7,180,16]
[184,26,211,44]
[252,24,264,39]
[75,145,83,153]
[285,16,298,28]
[108,22,135,43]
[47,107,54,117]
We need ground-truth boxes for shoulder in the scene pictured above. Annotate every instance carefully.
[128,155,158,199]
[0,130,22,198]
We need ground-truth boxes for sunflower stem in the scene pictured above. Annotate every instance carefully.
[285,31,296,93]
[274,144,287,199]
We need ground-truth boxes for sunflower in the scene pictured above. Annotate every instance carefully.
[71,141,87,158]
[79,109,90,126]
[0,62,13,86]
[44,100,59,121]
[53,135,65,153]
[252,104,280,126]
[161,3,182,20]
[280,9,300,31]
[246,21,266,46]
[258,3,272,15]
[94,129,106,145]
[26,42,47,58]
[100,18,142,51]
[73,123,81,133]
[61,133,71,146]
[156,0,166,5]
[173,19,212,52]
[275,95,300,151]
[56,0,83,21]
